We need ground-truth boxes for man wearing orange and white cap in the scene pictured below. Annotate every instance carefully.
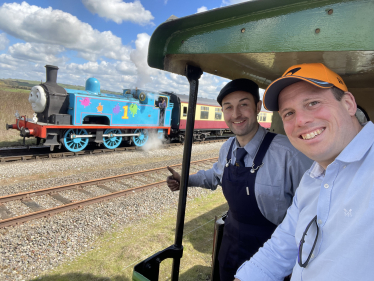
[235,63,374,281]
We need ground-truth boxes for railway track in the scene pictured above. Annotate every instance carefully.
[0,137,230,163]
[0,157,218,228]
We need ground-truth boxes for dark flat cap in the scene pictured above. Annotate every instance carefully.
[217,78,259,106]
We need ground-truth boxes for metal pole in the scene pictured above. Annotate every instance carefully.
[171,65,203,281]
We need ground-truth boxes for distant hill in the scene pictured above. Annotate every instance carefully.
[0,78,122,95]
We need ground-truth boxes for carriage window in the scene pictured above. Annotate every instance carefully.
[258,112,267,122]
[183,107,187,117]
[200,106,209,119]
[215,108,222,120]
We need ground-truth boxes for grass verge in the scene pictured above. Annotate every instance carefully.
[0,88,35,146]
[31,191,228,281]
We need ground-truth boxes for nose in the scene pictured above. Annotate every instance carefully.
[29,94,35,103]
[232,106,242,119]
[295,110,313,127]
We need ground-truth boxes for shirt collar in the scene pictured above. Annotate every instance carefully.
[234,125,266,158]
[335,121,374,163]
[308,121,374,179]
[308,162,326,179]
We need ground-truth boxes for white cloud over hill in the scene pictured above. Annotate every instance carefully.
[0,1,229,101]
[0,33,9,50]
[82,0,154,25]
[0,2,131,61]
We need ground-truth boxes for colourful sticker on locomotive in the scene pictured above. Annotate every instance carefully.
[113,103,121,114]
[129,103,139,117]
[96,102,103,113]
[79,97,91,108]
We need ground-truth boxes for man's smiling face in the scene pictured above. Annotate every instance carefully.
[278,81,360,168]
[222,90,261,146]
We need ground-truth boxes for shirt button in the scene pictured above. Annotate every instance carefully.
[324,184,329,189]
[343,165,347,169]
[311,254,315,259]
[318,219,322,225]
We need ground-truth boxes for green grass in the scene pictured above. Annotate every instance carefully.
[31,191,228,281]
[0,88,35,146]
[0,79,121,95]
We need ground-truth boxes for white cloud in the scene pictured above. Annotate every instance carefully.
[222,0,250,6]
[8,42,66,65]
[130,33,160,88]
[0,33,9,50]
[197,6,208,13]
[0,2,131,61]
[82,0,154,25]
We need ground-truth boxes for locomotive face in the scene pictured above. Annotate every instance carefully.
[29,86,47,113]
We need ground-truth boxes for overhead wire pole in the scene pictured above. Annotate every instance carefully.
[171,65,203,281]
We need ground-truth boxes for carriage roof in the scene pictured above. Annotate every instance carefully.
[170,92,221,107]
[148,0,374,119]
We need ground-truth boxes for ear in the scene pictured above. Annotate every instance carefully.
[341,92,357,116]
[256,100,262,114]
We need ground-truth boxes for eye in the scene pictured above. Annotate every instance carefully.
[283,111,294,118]
[308,101,319,107]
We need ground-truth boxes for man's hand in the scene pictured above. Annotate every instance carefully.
[166,166,181,191]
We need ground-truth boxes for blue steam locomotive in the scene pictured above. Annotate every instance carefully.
[7,65,228,152]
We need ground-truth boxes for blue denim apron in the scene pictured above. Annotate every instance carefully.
[218,132,277,281]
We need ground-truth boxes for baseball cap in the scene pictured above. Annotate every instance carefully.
[217,78,259,106]
[263,63,348,111]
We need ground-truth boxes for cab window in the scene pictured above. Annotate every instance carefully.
[155,96,168,107]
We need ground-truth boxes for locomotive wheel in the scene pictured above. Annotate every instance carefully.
[133,129,149,147]
[62,128,89,152]
[103,129,122,149]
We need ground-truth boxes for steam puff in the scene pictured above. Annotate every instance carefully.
[141,130,165,152]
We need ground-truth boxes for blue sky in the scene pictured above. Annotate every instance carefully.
[0,0,265,100]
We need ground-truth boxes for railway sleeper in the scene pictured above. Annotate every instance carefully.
[49,193,72,204]
[21,199,44,212]
[97,184,118,193]
[0,203,15,219]
[76,188,94,197]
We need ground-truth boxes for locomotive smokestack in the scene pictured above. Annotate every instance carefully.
[45,65,59,84]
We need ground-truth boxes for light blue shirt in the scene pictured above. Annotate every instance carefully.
[235,121,374,281]
[188,126,313,225]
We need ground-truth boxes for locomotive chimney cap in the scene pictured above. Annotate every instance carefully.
[45,65,59,69]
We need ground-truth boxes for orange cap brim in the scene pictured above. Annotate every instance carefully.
[263,76,334,111]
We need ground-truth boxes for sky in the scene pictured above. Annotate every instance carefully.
[0,0,265,101]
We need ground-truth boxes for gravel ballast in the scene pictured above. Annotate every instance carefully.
[0,142,224,280]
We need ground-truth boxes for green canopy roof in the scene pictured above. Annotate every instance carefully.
[148,0,374,91]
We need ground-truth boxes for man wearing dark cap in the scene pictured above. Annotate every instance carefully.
[166,78,312,281]
[235,63,373,281]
